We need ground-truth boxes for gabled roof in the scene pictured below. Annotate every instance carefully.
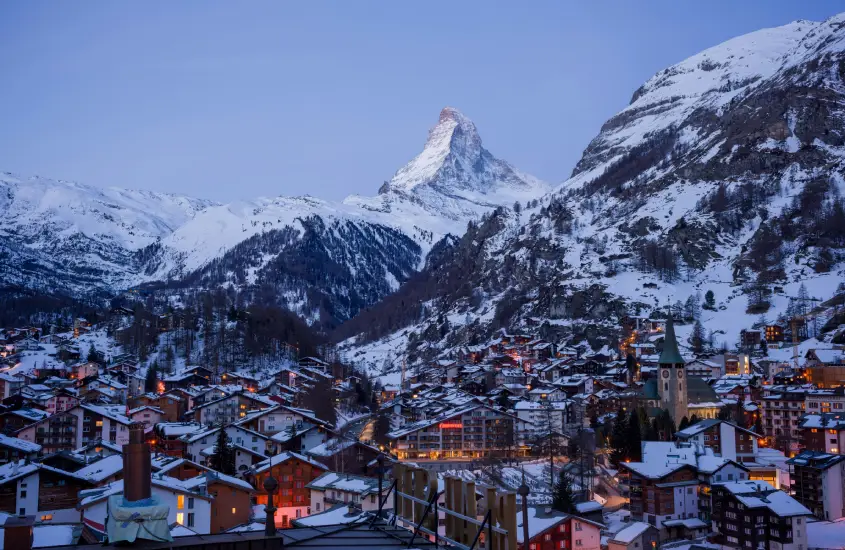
[305,471,381,496]
[252,451,328,474]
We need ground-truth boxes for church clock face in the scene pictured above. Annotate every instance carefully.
[677,370,684,379]
[662,369,670,379]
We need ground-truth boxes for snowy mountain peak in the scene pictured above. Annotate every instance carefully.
[379,106,549,215]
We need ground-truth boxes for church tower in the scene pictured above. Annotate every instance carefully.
[658,314,688,424]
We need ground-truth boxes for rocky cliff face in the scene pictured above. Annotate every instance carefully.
[339,14,845,369]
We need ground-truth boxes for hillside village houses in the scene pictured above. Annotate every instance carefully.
[0,298,844,549]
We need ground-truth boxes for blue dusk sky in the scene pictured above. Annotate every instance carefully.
[0,1,841,202]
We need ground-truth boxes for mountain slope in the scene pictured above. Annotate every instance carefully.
[339,14,845,372]
[0,173,216,296]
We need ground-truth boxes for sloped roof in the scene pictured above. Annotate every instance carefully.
[659,315,684,365]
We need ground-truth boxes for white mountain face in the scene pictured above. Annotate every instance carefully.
[0,108,548,327]
[345,107,549,222]
[339,14,845,372]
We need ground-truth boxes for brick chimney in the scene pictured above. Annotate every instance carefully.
[3,515,34,550]
[123,422,151,502]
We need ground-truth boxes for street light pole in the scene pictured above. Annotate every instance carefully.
[264,476,279,537]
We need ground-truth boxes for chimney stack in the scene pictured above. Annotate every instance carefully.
[4,515,34,550]
[123,422,151,502]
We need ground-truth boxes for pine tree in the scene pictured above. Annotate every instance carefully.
[210,427,236,475]
[689,321,706,354]
[373,413,392,446]
[704,290,716,310]
[87,344,99,363]
[678,416,690,432]
[627,410,642,461]
[610,408,629,465]
[718,407,733,421]
[734,400,746,428]
[145,363,158,393]
[754,414,764,436]
[689,414,700,426]
[551,471,576,514]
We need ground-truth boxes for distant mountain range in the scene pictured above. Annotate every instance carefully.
[0,106,548,328]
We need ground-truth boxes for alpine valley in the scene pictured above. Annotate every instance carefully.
[5,13,845,372]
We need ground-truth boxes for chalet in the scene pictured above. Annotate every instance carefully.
[73,317,91,337]
[786,450,845,521]
[619,459,706,540]
[151,454,209,481]
[515,506,602,550]
[220,371,262,392]
[163,366,213,391]
[307,472,388,514]
[0,408,50,435]
[607,522,659,550]
[234,403,330,437]
[765,324,785,343]
[152,422,203,456]
[0,433,41,464]
[740,329,762,349]
[79,474,213,536]
[269,422,331,456]
[70,361,100,380]
[180,470,254,533]
[0,373,24,399]
[131,392,186,422]
[305,438,383,476]
[675,419,760,464]
[299,357,330,373]
[0,460,94,522]
[710,480,811,549]
[128,405,164,426]
[189,391,275,426]
[43,389,80,415]
[250,452,329,527]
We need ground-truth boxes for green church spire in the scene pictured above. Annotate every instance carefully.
[659,313,685,365]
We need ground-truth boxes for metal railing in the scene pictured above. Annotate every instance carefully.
[390,489,509,550]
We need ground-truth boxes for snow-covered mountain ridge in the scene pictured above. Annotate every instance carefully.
[339,13,845,371]
[0,108,548,327]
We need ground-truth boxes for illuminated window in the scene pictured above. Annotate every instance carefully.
[95,421,103,427]
[177,495,185,509]
[176,513,184,525]
[40,515,53,521]
[232,508,237,514]
[833,448,839,453]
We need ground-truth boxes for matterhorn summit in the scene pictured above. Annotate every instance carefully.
[365,106,549,220]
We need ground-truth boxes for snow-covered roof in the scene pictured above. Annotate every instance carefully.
[306,438,357,457]
[306,472,381,496]
[81,404,131,425]
[157,422,204,437]
[180,470,254,492]
[609,521,652,544]
[292,504,367,527]
[722,480,811,517]
[807,518,845,550]
[0,432,41,453]
[252,451,328,474]
[73,455,124,483]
